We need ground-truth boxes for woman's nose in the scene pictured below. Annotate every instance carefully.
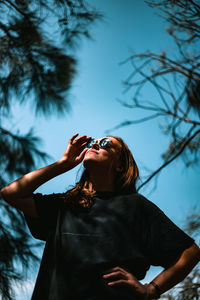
[91,141,99,150]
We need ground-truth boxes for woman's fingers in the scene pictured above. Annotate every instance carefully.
[72,137,92,163]
[103,268,128,288]
[69,133,79,144]
[76,147,88,162]
[104,266,127,276]
[73,135,87,144]
[102,266,147,298]
[103,270,126,280]
[103,270,129,287]
[59,134,91,170]
[69,134,91,147]
[103,266,139,287]
[105,266,126,272]
[107,279,126,286]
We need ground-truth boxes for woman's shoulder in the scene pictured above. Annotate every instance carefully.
[117,192,163,216]
[117,192,151,206]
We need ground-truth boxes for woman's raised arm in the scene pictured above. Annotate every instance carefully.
[0,134,91,218]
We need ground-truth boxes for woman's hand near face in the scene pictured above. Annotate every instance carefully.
[103,266,148,299]
[59,133,91,171]
[0,133,91,217]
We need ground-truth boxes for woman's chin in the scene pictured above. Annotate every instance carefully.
[83,156,101,169]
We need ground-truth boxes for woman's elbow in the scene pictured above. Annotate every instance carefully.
[181,243,200,270]
[1,186,9,200]
[1,184,18,204]
[191,243,200,264]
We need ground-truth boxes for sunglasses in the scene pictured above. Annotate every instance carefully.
[86,137,112,149]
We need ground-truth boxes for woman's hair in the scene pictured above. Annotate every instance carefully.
[64,136,139,208]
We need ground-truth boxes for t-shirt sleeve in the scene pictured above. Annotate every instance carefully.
[133,194,195,269]
[24,192,65,241]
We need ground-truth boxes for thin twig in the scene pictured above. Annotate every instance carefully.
[137,128,200,191]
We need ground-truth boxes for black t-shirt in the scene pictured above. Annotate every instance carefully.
[24,192,194,300]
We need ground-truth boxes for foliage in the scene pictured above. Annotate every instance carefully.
[111,0,200,190]
[0,0,101,116]
[0,0,101,299]
[113,1,200,298]
[0,128,49,299]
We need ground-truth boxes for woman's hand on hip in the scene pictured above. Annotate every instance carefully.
[58,133,91,171]
[103,266,147,299]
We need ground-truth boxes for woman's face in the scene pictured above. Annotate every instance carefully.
[83,136,121,172]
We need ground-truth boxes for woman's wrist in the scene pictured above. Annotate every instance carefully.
[130,282,152,300]
[57,156,75,171]
[145,282,161,299]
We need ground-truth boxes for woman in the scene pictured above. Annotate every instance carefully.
[1,133,200,300]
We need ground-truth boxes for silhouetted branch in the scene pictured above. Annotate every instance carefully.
[137,128,200,191]
[116,0,200,194]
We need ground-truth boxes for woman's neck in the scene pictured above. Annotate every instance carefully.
[88,170,114,193]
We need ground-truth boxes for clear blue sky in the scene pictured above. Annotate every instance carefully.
[11,1,199,298]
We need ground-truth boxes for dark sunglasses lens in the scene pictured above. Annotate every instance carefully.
[86,138,96,148]
[99,138,111,148]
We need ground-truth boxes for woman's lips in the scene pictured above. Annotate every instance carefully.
[87,149,98,154]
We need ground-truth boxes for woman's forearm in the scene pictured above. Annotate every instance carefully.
[148,243,200,298]
[1,134,90,213]
[0,134,90,216]
[0,160,68,200]
[101,244,200,300]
